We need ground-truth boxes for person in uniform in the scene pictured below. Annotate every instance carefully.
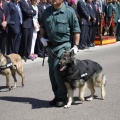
[108,0,119,36]
[40,0,80,107]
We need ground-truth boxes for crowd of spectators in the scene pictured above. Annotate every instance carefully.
[0,0,120,62]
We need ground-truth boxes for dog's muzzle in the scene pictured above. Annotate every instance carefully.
[59,62,67,71]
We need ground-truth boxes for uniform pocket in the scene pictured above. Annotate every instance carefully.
[56,19,68,33]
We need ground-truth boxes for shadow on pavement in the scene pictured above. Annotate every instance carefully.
[74,95,102,101]
[0,96,50,109]
[0,86,10,92]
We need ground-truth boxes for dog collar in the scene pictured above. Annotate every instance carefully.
[0,55,13,70]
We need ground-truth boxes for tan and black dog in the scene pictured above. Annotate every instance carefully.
[0,51,25,90]
[59,50,106,108]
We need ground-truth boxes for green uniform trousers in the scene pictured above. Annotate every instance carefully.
[48,42,71,100]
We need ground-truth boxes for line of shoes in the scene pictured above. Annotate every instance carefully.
[28,54,38,61]
[22,54,38,62]
[79,43,95,50]
[22,52,48,62]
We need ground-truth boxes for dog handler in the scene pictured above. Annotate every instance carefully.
[40,0,80,107]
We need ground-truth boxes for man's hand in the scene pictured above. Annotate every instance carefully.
[93,18,96,22]
[88,16,91,21]
[2,21,7,30]
[40,37,48,47]
[70,45,78,55]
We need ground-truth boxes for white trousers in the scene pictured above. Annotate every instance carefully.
[30,30,37,54]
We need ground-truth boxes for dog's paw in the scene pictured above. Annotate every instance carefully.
[11,86,16,90]
[79,97,85,102]
[86,97,93,101]
[64,104,71,108]
[7,85,11,91]
[22,83,24,87]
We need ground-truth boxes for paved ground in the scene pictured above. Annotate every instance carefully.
[0,42,120,120]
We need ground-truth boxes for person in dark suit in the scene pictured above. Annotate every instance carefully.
[35,0,51,57]
[86,0,96,47]
[98,0,106,13]
[0,0,10,54]
[37,0,51,24]
[19,0,36,62]
[7,0,23,54]
[93,0,100,36]
[77,0,91,49]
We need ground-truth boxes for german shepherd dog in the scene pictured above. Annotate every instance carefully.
[0,51,25,90]
[59,50,106,108]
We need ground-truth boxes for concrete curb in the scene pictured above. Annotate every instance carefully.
[23,41,120,65]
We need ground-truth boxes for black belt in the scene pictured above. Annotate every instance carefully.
[48,41,69,46]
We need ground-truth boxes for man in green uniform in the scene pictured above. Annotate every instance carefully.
[40,0,80,107]
[116,0,120,41]
[108,0,119,36]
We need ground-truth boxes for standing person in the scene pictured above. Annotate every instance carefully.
[86,0,96,47]
[19,0,36,62]
[35,0,51,58]
[98,0,106,14]
[93,0,100,37]
[108,0,119,36]
[77,0,90,49]
[7,0,23,54]
[38,0,51,21]
[29,0,40,60]
[40,0,80,107]
[0,0,10,54]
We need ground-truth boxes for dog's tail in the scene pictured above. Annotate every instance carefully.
[93,70,106,87]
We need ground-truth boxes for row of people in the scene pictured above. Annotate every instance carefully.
[76,0,120,49]
[0,0,50,62]
[0,0,120,61]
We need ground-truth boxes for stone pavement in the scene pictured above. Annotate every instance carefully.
[0,41,120,120]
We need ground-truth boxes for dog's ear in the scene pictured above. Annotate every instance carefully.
[72,57,77,65]
[70,49,75,57]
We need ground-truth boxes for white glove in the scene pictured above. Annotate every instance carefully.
[70,45,78,55]
[40,37,48,47]
[118,19,120,23]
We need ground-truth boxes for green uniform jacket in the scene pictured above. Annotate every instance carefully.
[108,3,119,23]
[41,3,80,43]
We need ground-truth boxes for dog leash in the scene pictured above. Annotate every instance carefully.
[42,47,46,66]
[42,47,60,66]
[48,47,60,59]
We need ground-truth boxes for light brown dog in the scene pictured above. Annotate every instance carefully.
[0,52,25,90]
